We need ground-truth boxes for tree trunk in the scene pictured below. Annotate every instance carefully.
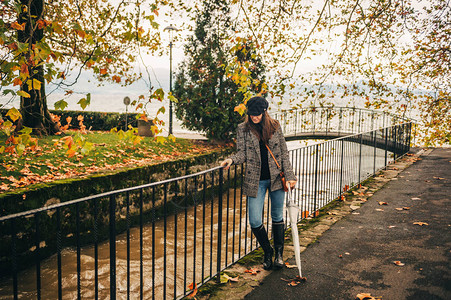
[18,0,59,135]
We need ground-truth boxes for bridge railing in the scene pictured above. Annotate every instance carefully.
[273,107,410,138]
[0,118,412,299]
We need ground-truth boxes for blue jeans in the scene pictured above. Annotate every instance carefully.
[248,179,285,228]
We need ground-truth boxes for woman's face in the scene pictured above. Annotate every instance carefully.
[250,114,263,124]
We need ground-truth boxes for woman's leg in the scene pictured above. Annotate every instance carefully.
[248,180,273,269]
[269,188,286,269]
[248,180,271,228]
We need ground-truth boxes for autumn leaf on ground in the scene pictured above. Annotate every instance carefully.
[411,197,421,201]
[220,273,239,284]
[375,208,384,211]
[355,293,381,300]
[396,207,410,211]
[378,201,388,205]
[413,222,429,226]
[393,261,405,266]
[433,176,445,180]
[244,268,260,275]
[186,282,197,298]
[285,262,297,269]
[281,275,307,286]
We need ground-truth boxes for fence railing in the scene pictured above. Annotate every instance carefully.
[0,108,412,299]
[273,106,410,138]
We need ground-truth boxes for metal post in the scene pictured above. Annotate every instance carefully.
[314,144,319,213]
[358,134,363,182]
[164,24,178,135]
[373,130,377,174]
[109,195,116,299]
[295,110,298,136]
[384,127,388,168]
[339,139,344,196]
[35,213,41,300]
[407,122,412,152]
[393,125,398,162]
[169,40,173,135]
[10,219,18,300]
[216,168,224,282]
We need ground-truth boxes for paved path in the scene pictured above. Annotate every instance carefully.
[245,148,451,300]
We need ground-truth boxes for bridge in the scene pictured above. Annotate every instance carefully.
[0,107,412,299]
[275,106,411,155]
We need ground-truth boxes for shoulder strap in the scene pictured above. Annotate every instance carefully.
[265,144,281,170]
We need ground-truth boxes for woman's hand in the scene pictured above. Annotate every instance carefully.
[287,180,297,189]
[220,158,233,170]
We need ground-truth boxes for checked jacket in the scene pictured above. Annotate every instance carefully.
[228,122,296,198]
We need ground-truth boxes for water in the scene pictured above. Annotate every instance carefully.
[0,141,394,299]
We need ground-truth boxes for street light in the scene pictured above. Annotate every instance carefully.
[123,96,130,130]
[164,24,179,135]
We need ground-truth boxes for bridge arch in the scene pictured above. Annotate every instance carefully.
[273,107,412,154]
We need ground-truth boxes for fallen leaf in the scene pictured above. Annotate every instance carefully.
[433,177,445,180]
[220,273,239,284]
[375,208,384,211]
[281,275,307,286]
[338,254,343,258]
[411,197,421,201]
[403,207,410,210]
[345,252,350,255]
[285,263,298,269]
[186,282,197,298]
[388,225,396,228]
[393,261,405,266]
[244,268,260,275]
[296,275,307,282]
[378,202,388,205]
[395,208,404,211]
[413,222,429,226]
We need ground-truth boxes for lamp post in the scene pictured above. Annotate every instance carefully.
[164,24,178,135]
[123,96,130,130]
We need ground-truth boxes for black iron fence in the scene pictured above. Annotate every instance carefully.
[0,108,412,299]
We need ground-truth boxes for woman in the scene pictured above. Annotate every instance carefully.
[221,96,297,270]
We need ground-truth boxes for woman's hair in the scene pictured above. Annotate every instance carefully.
[245,111,280,143]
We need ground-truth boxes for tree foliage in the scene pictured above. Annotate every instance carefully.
[170,0,446,145]
[1,0,449,149]
[173,0,266,141]
[1,0,164,154]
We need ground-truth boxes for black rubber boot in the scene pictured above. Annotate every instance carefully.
[272,221,285,269]
[251,224,273,270]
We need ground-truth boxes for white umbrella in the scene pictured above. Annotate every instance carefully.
[286,185,303,278]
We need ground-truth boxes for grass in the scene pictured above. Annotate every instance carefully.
[0,130,221,193]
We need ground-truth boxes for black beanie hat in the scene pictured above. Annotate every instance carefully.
[246,96,268,116]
